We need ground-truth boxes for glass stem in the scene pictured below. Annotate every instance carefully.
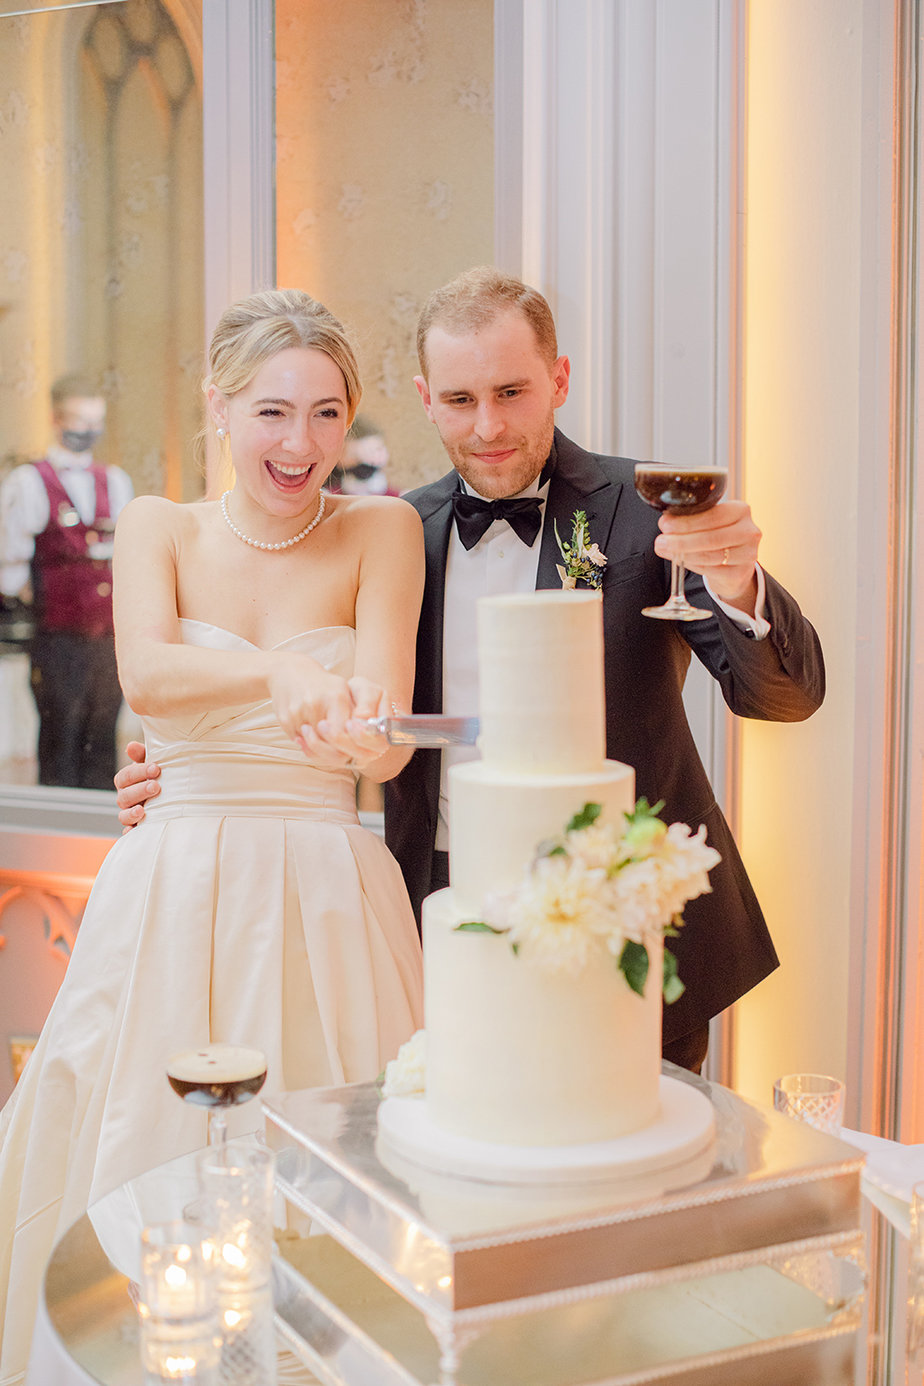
[670,558,687,605]
[207,1109,227,1146]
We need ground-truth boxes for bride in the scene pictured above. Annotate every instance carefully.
[0,288,424,1383]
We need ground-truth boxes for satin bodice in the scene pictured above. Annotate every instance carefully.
[140,620,359,823]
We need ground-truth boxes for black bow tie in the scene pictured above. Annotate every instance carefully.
[451,492,543,550]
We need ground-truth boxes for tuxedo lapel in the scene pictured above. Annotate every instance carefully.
[536,431,625,589]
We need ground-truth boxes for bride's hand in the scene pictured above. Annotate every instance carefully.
[268,656,357,754]
[300,676,391,770]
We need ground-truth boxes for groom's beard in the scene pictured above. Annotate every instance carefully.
[438,413,555,500]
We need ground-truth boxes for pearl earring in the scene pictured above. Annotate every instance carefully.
[216,427,227,440]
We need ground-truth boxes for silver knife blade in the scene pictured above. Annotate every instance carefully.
[364,715,480,747]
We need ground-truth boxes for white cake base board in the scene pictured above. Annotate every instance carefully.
[377,1076,716,1186]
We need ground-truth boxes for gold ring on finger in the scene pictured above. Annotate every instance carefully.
[722,548,730,566]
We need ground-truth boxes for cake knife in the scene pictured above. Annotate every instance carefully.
[363,715,480,746]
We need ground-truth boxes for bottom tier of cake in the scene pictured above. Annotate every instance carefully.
[423,886,665,1147]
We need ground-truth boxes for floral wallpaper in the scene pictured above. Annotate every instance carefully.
[275,0,495,492]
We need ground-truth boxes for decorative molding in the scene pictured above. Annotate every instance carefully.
[0,873,94,911]
[0,788,115,952]
[846,0,921,1147]
[0,784,120,837]
[844,5,921,1376]
[0,883,80,961]
[492,0,522,275]
[496,0,738,461]
[201,0,275,495]
[202,0,275,343]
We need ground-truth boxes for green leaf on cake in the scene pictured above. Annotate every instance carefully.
[619,939,685,1003]
[663,948,685,1004]
[618,939,650,997]
[566,802,603,833]
[454,921,509,936]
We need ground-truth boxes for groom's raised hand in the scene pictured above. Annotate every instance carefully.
[114,740,161,832]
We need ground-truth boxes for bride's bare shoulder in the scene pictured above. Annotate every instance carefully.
[325,491,422,537]
[117,494,214,537]
[113,493,218,557]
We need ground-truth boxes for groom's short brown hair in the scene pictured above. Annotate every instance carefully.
[416,267,559,375]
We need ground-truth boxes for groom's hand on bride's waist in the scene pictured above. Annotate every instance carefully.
[114,740,161,833]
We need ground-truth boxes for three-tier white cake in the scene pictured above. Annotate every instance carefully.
[378,590,716,1182]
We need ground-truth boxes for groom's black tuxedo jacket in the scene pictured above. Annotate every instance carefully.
[384,430,825,1042]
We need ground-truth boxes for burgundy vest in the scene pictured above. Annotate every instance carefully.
[31,459,114,638]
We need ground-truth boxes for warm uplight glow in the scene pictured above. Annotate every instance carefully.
[734,1,858,1105]
[437,1274,452,1289]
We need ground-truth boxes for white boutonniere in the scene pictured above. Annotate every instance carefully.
[554,509,607,590]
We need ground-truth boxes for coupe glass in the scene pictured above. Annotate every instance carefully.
[634,463,728,620]
[167,1044,267,1146]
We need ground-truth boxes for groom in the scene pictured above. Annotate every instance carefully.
[384,267,824,1073]
[117,267,824,1072]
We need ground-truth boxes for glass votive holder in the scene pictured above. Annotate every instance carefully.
[197,1140,275,1292]
[772,1073,845,1135]
[138,1220,220,1385]
[217,1283,278,1386]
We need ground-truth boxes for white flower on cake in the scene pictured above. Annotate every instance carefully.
[382,1029,427,1097]
[457,801,721,1000]
[554,509,607,590]
[483,853,614,975]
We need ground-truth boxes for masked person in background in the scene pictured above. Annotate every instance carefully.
[326,415,398,496]
[0,374,133,788]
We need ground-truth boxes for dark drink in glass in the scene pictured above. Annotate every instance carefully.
[634,463,729,621]
[167,1044,267,1144]
[634,466,727,515]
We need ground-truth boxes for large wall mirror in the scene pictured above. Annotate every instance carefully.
[0,0,203,786]
[0,0,495,791]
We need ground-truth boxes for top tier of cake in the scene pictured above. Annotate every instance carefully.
[477,590,606,773]
[449,590,634,915]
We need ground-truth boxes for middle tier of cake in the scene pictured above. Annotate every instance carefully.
[448,759,636,912]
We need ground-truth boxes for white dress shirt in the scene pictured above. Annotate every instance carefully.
[0,446,135,597]
[435,475,769,850]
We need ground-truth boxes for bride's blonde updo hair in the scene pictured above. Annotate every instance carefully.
[204,289,362,485]
[207,288,361,417]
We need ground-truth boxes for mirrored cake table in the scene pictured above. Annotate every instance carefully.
[43,1068,869,1385]
[262,1067,867,1385]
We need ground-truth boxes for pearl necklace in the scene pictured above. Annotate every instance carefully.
[220,489,326,551]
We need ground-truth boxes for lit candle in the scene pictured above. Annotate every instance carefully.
[138,1221,220,1385]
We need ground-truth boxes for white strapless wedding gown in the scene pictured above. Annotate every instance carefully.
[0,622,423,1384]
